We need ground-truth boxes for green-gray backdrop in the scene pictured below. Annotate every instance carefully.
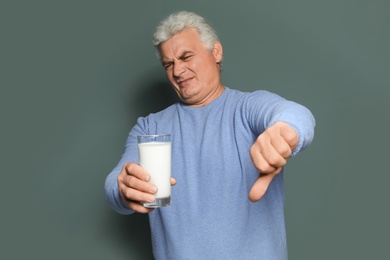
[2,0,389,259]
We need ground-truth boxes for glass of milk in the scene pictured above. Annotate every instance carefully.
[137,134,171,208]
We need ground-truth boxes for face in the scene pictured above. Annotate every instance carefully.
[159,28,223,107]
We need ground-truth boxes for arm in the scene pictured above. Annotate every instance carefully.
[104,119,176,214]
[246,91,315,201]
[104,117,157,214]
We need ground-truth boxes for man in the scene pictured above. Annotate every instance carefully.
[105,11,315,260]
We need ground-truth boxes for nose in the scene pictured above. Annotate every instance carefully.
[173,60,185,77]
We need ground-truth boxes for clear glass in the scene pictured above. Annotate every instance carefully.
[137,134,171,208]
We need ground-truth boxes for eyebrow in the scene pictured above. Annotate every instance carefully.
[162,50,194,64]
[178,51,194,60]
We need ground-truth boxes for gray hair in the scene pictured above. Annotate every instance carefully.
[153,11,219,55]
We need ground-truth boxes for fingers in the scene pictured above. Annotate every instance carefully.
[119,163,157,193]
[117,162,157,213]
[248,168,282,202]
[171,177,177,186]
[120,179,156,202]
[123,162,150,182]
[124,172,157,194]
[251,144,286,173]
[271,134,293,159]
[250,137,288,174]
[117,163,177,213]
[279,122,299,150]
[126,200,155,214]
[250,122,296,174]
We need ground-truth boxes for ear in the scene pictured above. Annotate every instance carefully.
[212,41,223,63]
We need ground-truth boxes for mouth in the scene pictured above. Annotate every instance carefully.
[177,77,194,86]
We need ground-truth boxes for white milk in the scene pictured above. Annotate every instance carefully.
[138,141,171,198]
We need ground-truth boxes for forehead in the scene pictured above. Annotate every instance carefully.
[159,28,205,59]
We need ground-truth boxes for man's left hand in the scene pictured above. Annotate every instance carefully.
[249,121,299,202]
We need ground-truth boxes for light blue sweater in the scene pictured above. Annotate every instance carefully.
[105,87,315,260]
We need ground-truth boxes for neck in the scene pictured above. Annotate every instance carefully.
[186,84,225,107]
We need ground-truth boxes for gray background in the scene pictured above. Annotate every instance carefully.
[1,0,389,259]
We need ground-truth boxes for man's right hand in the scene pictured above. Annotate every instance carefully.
[117,162,176,213]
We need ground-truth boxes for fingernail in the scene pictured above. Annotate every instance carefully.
[148,195,156,203]
[144,175,150,181]
[150,185,157,193]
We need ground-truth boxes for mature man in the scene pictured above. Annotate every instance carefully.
[105,11,315,260]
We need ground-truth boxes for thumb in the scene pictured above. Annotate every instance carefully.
[248,169,281,202]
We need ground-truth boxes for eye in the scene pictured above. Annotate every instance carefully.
[163,62,173,70]
[182,55,193,61]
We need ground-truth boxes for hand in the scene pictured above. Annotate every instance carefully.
[249,121,298,202]
[117,162,177,213]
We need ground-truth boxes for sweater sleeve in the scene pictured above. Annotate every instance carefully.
[245,90,315,156]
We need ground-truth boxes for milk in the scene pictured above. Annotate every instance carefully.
[138,141,171,198]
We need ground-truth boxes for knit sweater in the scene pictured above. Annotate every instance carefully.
[105,87,315,260]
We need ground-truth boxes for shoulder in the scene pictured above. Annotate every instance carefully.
[225,87,285,107]
[150,103,179,119]
[134,103,179,131]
